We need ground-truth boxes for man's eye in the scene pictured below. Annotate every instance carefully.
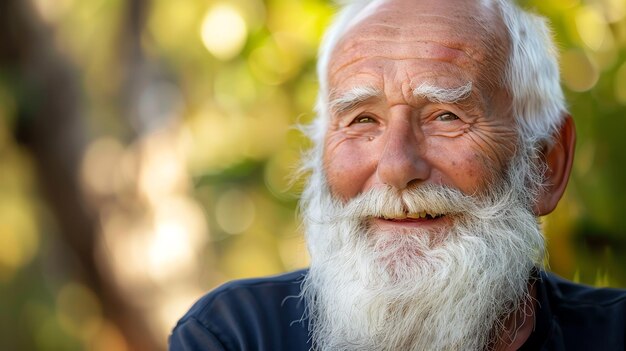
[352,115,376,124]
[435,112,459,122]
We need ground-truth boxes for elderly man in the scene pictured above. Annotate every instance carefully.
[170,0,626,350]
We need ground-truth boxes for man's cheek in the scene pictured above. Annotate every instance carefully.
[323,147,376,200]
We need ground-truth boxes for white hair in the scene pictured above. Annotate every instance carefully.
[497,0,566,146]
[413,81,473,104]
[329,86,380,116]
[304,0,566,154]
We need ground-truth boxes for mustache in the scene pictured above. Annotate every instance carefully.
[328,184,479,222]
[319,181,527,226]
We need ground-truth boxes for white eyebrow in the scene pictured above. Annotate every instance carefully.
[412,81,473,104]
[329,86,381,116]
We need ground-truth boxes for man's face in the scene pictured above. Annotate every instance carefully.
[302,1,562,349]
[323,0,517,234]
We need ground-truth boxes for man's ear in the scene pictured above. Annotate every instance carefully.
[533,114,576,216]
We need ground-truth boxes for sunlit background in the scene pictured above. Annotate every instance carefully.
[0,0,624,349]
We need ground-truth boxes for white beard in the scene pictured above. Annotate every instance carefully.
[299,151,546,351]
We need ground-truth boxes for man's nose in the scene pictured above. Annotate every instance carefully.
[376,119,430,190]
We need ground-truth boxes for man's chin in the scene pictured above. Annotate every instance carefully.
[351,233,451,290]
[366,227,450,264]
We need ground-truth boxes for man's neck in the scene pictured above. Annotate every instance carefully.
[494,280,537,351]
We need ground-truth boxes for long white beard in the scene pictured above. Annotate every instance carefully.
[299,151,545,351]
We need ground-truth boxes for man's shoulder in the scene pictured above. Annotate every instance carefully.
[539,271,626,349]
[542,270,626,308]
[170,269,310,351]
[179,269,308,324]
[209,268,304,298]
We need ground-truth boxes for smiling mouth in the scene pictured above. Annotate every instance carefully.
[381,211,445,221]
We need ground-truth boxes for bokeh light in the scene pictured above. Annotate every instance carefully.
[200,4,248,61]
[248,34,304,85]
[215,188,256,235]
[603,0,626,23]
[81,137,125,198]
[561,49,599,92]
[32,0,74,24]
[576,5,608,51]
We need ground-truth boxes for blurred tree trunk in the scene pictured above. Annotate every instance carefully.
[0,1,162,350]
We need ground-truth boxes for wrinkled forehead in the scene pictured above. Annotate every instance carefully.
[347,0,498,35]
[328,0,510,89]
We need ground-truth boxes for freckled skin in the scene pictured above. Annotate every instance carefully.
[323,0,518,201]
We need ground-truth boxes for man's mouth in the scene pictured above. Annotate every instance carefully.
[381,212,445,221]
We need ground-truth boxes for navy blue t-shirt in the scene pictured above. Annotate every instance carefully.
[169,270,626,350]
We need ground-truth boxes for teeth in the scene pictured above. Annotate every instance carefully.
[382,212,444,220]
[406,211,426,219]
[382,213,406,220]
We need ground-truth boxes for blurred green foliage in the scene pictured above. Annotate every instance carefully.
[0,0,625,349]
